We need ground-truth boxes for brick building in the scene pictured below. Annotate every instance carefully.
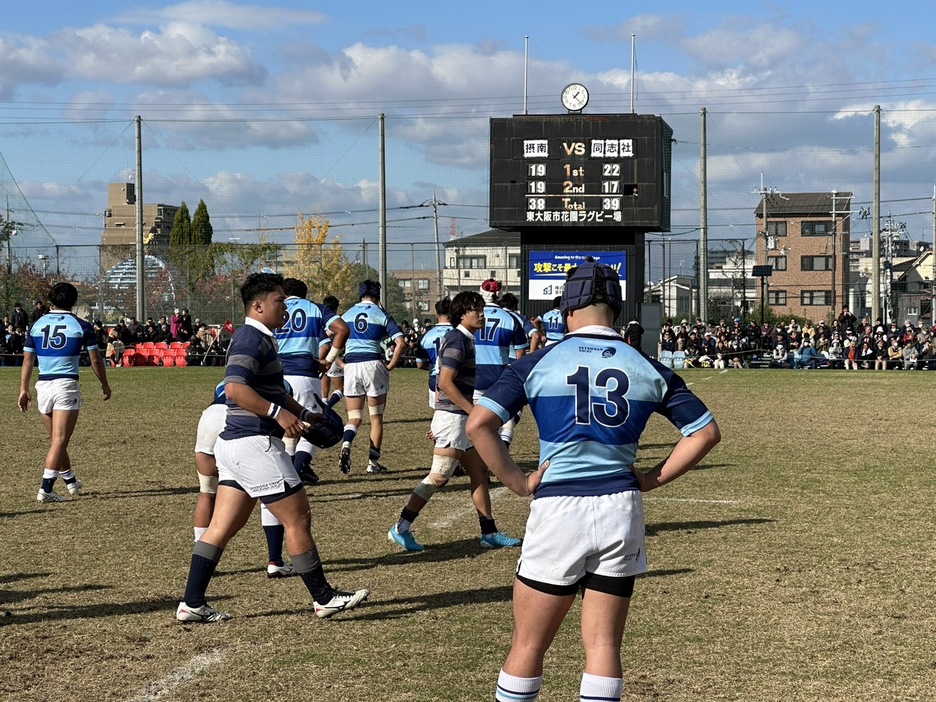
[755,191,851,322]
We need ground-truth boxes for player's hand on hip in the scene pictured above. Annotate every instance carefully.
[629,465,656,492]
[526,459,549,495]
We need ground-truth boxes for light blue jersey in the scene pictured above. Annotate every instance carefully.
[474,305,528,391]
[477,327,714,498]
[539,308,566,343]
[341,302,403,363]
[511,313,537,360]
[418,324,450,392]
[24,312,98,380]
[275,297,338,377]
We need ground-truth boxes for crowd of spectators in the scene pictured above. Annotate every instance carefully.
[6,296,935,373]
[657,306,936,370]
[2,303,228,367]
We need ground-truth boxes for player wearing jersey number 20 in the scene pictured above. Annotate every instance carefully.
[468,259,721,702]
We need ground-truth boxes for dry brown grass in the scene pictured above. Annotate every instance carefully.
[1,365,934,701]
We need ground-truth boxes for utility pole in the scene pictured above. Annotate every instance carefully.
[932,184,935,327]
[699,107,708,322]
[831,190,838,317]
[872,106,881,323]
[752,174,785,266]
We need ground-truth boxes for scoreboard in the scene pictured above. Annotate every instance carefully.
[489,114,672,231]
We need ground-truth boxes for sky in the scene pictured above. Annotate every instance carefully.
[2,0,936,274]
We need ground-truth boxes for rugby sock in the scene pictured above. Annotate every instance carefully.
[495,670,541,702]
[479,516,498,536]
[183,541,224,608]
[41,468,58,493]
[397,507,419,533]
[579,673,622,702]
[263,524,286,566]
[59,468,79,486]
[342,425,358,445]
[293,451,313,474]
[368,444,381,465]
[292,548,335,603]
[193,526,207,542]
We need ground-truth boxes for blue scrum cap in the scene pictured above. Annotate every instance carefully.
[359,279,381,299]
[559,258,623,320]
[301,392,344,449]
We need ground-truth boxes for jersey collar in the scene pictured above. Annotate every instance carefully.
[244,317,274,337]
[568,325,621,338]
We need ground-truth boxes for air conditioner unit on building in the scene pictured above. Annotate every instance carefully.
[767,236,777,250]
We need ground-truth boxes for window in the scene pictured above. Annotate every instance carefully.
[459,255,487,269]
[399,279,412,288]
[801,290,832,306]
[417,279,430,290]
[417,301,430,312]
[802,220,833,237]
[767,221,787,237]
[508,253,521,269]
[767,290,787,305]
[768,255,787,272]
[801,255,832,271]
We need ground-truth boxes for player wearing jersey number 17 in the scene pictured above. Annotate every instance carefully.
[19,282,111,503]
[468,259,720,702]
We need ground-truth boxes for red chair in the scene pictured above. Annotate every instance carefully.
[169,341,182,349]
[154,341,168,350]
[147,349,163,366]
[141,341,155,349]
[174,354,188,367]
[162,354,175,367]
[121,349,136,367]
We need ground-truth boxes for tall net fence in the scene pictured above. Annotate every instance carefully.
[1,108,934,323]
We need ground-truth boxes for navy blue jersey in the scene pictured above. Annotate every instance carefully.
[477,326,714,498]
[435,326,476,415]
[220,319,292,440]
[25,312,99,380]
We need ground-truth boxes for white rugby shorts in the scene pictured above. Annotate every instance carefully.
[284,374,323,411]
[194,404,226,455]
[325,362,344,379]
[344,360,389,397]
[36,378,82,414]
[430,410,471,452]
[215,435,301,499]
[517,491,648,587]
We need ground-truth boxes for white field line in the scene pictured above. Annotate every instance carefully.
[428,484,510,529]
[719,369,730,375]
[646,496,740,505]
[127,649,224,702]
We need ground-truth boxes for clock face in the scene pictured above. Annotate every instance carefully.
[561,83,589,111]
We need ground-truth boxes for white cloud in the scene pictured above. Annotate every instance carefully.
[53,23,265,87]
[111,1,327,32]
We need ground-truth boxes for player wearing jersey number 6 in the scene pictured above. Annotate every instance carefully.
[468,259,720,702]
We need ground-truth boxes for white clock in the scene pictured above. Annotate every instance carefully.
[561,82,589,112]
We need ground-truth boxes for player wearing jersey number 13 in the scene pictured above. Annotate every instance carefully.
[468,259,721,702]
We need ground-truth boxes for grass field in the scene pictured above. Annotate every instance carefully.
[1,365,935,702]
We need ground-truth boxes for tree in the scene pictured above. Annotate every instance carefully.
[169,202,193,247]
[287,213,357,303]
[169,200,215,305]
[191,200,213,247]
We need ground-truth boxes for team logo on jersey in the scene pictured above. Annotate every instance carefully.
[602,348,616,358]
